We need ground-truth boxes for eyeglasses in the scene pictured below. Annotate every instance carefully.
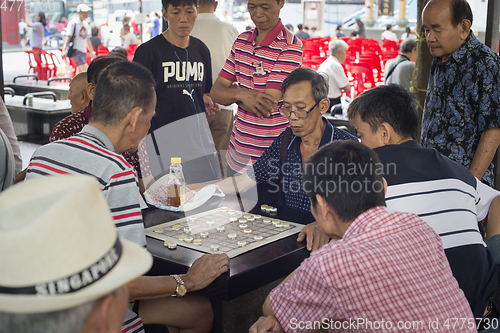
[279,100,320,118]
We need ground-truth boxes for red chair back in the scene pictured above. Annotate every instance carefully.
[382,39,399,53]
[97,45,110,56]
[348,65,376,98]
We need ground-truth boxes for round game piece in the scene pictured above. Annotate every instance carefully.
[172,224,181,231]
[193,239,202,245]
[275,223,283,228]
[260,204,268,211]
[154,227,163,233]
[178,235,187,241]
[200,231,209,238]
[228,209,236,214]
[206,220,215,226]
[243,213,252,218]
[239,224,248,229]
[282,221,290,227]
[217,226,225,232]
[228,233,237,240]
[188,216,197,222]
[272,219,280,224]
[266,206,273,212]
[243,229,252,234]
[270,207,277,214]
[229,217,238,223]
[211,244,220,251]
[239,218,247,224]
[184,236,193,243]
[183,227,191,234]
[246,217,255,222]
[263,217,271,224]
[163,240,172,246]
[237,241,247,247]
[254,235,263,241]
[220,207,228,212]
[254,215,262,220]
[167,242,178,250]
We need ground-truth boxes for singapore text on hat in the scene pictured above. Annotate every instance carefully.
[77,4,91,12]
[0,175,152,313]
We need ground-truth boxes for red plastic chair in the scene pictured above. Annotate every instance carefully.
[25,50,39,75]
[382,39,399,53]
[382,51,399,65]
[346,45,361,61]
[97,45,110,56]
[348,65,376,98]
[39,51,57,79]
[358,54,383,82]
[126,44,138,61]
[26,49,49,80]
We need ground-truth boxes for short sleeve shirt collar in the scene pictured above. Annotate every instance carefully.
[247,19,284,46]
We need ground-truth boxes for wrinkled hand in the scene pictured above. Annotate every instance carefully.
[204,94,219,115]
[184,253,230,291]
[249,315,284,333]
[237,90,277,118]
[297,222,329,252]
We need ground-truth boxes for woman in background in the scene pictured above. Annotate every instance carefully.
[27,12,46,51]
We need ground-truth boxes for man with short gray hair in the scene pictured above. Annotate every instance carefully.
[318,39,350,112]
[383,38,417,89]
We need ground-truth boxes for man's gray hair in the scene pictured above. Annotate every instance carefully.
[329,39,348,57]
[400,39,417,53]
[0,300,96,333]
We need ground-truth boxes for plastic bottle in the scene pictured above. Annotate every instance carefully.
[167,157,186,207]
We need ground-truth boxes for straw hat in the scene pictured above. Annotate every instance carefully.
[0,175,152,313]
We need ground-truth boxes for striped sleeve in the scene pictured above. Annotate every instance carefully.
[103,170,146,247]
[266,37,303,90]
[220,33,248,82]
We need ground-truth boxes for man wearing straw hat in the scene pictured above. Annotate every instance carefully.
[0,175,153,332]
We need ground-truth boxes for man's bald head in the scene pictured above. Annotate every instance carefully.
[68,72,90,113]
[424,0,473,27]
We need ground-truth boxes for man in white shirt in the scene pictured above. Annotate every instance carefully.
[381,24,399,42]
[191,0,239,177]
[121,24,138,49]
[62,4,96,74]
[317,39,350,114]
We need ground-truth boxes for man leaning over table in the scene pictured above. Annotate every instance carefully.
[250,140,476,333]
[25,61,230,333]
[210,0,303,176]
[348,84,500,322]
[195,68,357,252]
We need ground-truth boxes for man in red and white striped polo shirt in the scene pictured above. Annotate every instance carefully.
[211,0,303,176]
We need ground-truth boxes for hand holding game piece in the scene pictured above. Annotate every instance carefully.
[183,253,230,291]
[297,221,330,252]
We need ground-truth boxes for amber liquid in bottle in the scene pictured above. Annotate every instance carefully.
[167,183,181,207]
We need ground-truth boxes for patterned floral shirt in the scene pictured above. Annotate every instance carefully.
[421,32,500,187]
[49,101,145,178]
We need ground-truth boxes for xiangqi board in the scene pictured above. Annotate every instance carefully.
[144,207,303,258]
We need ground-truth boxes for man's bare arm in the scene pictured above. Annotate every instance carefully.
[127,253,229,299]
[469,127,500,181]
[210,76,279,118]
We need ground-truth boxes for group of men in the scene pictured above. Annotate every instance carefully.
[2,0,500,332]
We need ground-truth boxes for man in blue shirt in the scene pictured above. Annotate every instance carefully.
[420,0,500,187]
[202,68,357,250]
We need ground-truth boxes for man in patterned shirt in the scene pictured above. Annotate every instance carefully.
[250,140,475,333]
[421,0,500,187]
[210,0,303,176]
[198,68,356,251]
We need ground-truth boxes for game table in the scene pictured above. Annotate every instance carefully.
[142,184,315,332]
[6,76,70,100]
[5,95,71,144]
